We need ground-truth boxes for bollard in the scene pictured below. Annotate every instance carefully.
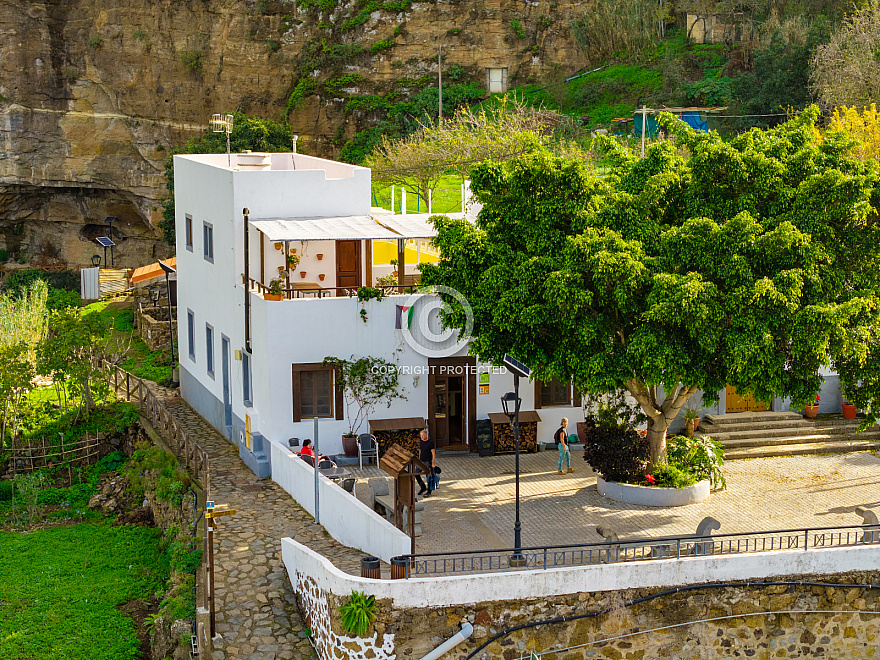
[390,556,409,579]
[361,556,381,579]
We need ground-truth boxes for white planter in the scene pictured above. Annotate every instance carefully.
[597,476,710,507]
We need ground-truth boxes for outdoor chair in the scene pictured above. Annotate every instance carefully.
[340,478,356,495]
[358,433,378,469]
[300,454,315,467]
[317,458,336,469]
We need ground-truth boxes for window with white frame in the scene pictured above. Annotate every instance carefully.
[185,214,194,252]
[187,310,195,361]
[203,222,214,263]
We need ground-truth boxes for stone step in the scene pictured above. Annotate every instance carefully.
[700,417,814,433]
[719,431,880,449]
[703,411,805,426]
[707,425,866,442]
[725,438,880,460]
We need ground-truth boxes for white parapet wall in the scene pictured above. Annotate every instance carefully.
[269,438,411,563]
[282,535,880,609]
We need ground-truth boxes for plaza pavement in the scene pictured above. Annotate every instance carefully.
[349,446,880,554]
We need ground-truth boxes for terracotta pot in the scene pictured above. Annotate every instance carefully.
[317,254,324,260]
[842,402,857,420]
[264,293,283,301]
[342,434,359,457]
[300,271,307,278]
[318,274,326,281]
[804,404,819,419]
[274,242,283,251]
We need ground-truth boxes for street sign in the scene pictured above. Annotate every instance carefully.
[205,509,237,519]
[206,501,215,510]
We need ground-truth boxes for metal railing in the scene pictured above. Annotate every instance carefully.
[393,525,880,577]
[100,360,210,496]
[244,276,419,300]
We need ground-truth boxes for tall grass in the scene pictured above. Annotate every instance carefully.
[572,0,663,61]
[0,279,49,357]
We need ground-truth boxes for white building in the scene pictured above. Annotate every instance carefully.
[173,151,583,476]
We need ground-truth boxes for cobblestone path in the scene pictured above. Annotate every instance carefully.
[163,397,366,660]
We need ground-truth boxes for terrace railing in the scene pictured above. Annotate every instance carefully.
[392,525,880,577]
[99,360,210,496]
[244,276,417,300]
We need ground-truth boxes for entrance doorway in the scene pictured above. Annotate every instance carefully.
[336,240,362,288]
[725,385,770,413]
[428,357,476,449]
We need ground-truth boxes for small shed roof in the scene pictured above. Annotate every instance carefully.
[130,257,177,286]
[369,417,427,432]
[487,411,542,424]
[250,216,399,241]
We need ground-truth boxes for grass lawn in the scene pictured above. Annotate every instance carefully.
[0,523,169,660]
[372,173,465,214]
[83,298,174,384]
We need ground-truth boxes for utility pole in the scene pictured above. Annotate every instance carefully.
[438,44,443,121]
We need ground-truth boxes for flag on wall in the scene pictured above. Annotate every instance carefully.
[395,305,414,329]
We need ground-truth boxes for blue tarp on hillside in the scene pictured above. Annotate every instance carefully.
[681,111,708,132]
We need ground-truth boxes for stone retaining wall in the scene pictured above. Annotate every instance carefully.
[136,303,177,352]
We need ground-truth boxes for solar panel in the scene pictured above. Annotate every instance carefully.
[96,236,115,247]
[503,354,531,379]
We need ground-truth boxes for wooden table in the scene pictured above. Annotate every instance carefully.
[289,281,326,298]
[319,467,351,480]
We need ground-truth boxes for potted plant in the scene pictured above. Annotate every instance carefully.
[265,278,284,301]
[274,242,283,251]
[287,252,300,269]
[804,395,820,418]
[323,355,406,457]
[683,407,700,437]
[389,258,398,278]
[841,399,857,420]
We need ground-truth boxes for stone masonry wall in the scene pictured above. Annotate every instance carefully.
[136,303,177,352]
[318,571,880,660]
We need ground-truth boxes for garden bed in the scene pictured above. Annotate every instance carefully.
[597,476,710,507]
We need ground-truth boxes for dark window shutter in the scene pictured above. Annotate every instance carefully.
[534,380,543,409]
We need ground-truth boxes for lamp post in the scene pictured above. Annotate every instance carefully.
[158,260,176,364]
[149,286,160,307]
[501,354,531,566]
[90,254,101,268]
[105,216,117,266]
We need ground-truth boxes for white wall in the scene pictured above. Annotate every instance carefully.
[282,536,880,609]
[269,437,410,562]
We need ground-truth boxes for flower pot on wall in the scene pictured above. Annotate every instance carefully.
[274,242,283,251]
[264,293,283,301]
[804,404,819,419]
[300,271,307,278]
[317,254,324,260]
[842,402,857,420]
[318,274,326,281]
[342,434,359,457]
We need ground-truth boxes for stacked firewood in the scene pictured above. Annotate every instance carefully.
[375,428,422,457]
[492,422,538,453]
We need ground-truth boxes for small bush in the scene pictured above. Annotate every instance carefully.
[88,36,104,49]
[369,39,396,55]
[650,463,696,489]
[581,414,650,482]
[339,591,376,637]
[667,435,726,489]
[267,39,281,53]
[510,19,527,39]
[133,29,147,41]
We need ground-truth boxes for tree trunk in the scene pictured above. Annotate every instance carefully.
[646,418,669,470]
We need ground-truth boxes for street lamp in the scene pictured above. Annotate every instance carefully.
[501,353,531,566]
[90,254,101,267]
[148,286,160,307]
[158,260,176,365]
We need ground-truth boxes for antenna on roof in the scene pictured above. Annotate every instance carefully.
[210,113,234,167]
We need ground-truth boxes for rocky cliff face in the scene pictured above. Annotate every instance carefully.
[0,0,584,267]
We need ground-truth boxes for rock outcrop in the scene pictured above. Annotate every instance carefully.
[1,0,585,266]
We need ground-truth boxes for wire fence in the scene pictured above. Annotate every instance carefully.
[394,524,880,577]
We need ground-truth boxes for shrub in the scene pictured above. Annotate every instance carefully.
[510,19,527,39]
[650,463,696,489]
[339,591,376,636]
[667,435,726,489]
[180,49,204,73]
[88,36,104,49]
[581,414,650,482]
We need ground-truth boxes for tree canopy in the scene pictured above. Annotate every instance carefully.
[421,107,880,465]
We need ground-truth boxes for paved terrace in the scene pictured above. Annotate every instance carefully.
[349,447,880,554]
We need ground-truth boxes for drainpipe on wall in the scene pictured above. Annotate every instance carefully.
[243,207,252,354]
[420,622,474,660]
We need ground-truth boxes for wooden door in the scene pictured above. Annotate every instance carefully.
[336,240,362,288]
[428,357,477,449]
[725,385,770,413]
[432,376,450,447]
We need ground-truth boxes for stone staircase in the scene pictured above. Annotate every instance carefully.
[698,411,880,459]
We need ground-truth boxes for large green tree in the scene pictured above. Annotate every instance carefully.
[421,107,880,466]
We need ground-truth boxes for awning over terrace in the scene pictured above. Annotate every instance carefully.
[374,213,439,240]
[249,216,399,241]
